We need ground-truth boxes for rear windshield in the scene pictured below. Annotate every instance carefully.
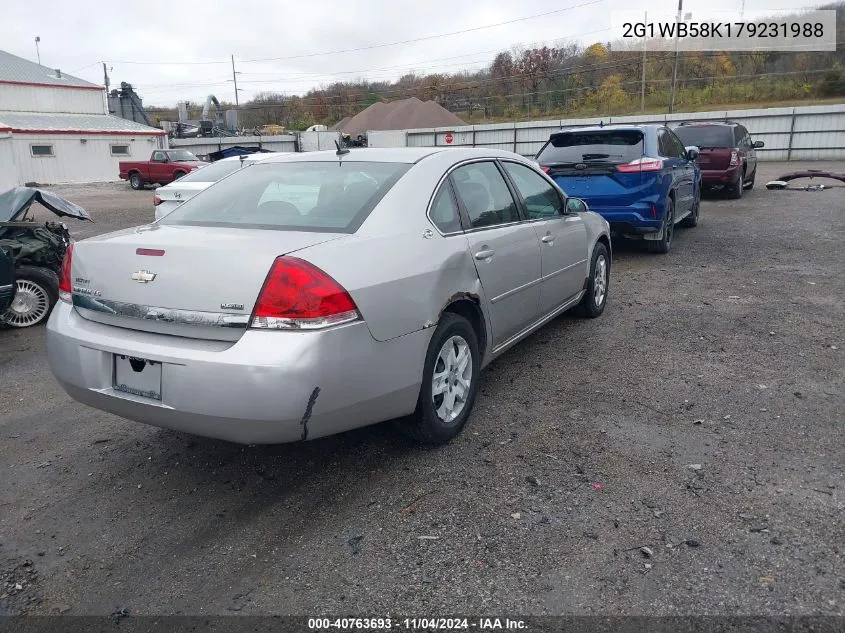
[160,161,410,233]
[673,126,735,148]
[537,130,644,165]
[175,160,244,183]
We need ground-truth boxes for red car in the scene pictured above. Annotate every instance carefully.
[119,150,208,190]
[673,121,764,199]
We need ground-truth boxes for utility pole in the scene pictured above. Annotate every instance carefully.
[641,10,647,112]
[669,0,682,113]
[231,55,240,106]
[34,36,41,65]
[102,62,110,93]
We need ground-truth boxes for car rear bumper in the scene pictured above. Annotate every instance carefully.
[700,166,741,186]
[46,302,428,444]
[587,205,663,235]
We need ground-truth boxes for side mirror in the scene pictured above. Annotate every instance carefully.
[753,140,765,149]
[565,197,588,214]
[685,145,700,161]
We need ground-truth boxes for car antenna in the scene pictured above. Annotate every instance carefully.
[335,139,350,160]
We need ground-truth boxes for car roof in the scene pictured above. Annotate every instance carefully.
[550,124,662,135]
[259,146,530,165]
[216,152,288,163]
[674,121,739,127]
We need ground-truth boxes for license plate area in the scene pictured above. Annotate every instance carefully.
[113,354,162,401]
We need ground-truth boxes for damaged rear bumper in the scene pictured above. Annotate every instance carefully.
[45,302,428,444]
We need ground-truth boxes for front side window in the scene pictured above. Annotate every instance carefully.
[667,131,687,158]
[501,161,563,219]
[152,151,166,162]
[451,162,520,229]
[160,161,409,233]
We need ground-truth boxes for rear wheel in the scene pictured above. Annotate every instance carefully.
[129,172,144,190]
[173,171,186,180]
[744,171,755,190]
[574,242,610,318]
[729,171,745,199]
[647,197,674,254]
[1,266,58,328]
[681,189,700,227]
[398,313,480,444]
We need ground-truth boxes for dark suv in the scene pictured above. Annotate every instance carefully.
[672,121,764,199]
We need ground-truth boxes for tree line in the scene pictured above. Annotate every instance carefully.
[147,2,845,131]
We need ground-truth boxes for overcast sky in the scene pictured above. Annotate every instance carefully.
[0,0,829,107]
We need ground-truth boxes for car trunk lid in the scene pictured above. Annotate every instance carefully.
[69,225,345,341]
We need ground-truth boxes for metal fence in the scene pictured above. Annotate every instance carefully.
[367,103,845,161]
[169,134,298,156]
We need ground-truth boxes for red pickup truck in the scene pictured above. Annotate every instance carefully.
[119,150,208,190]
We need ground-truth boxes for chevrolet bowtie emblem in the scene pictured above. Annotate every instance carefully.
[131,270,156,283]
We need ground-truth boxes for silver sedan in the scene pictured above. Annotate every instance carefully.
[46,147,612,445]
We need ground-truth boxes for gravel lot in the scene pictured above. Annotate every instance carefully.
[0,162,842,617]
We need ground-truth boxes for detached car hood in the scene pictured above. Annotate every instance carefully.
[0,187,93,222]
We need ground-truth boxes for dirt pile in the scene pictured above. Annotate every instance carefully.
[336,97,465,137]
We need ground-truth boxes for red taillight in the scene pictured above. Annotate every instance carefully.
[153,195,162,206]
[729,151,739,166]
[616,157,664,173]
[58,243,74,303]
[250,256,359,330]
[540,166,551,174]
[136,248,165,256]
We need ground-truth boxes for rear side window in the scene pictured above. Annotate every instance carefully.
[160,161,410,233]
[429,183,462,234]
[451,162,520,229]
[501,161,563,219]
[177,160,243,183]
[537,130,644,165]
[674,126,736,148]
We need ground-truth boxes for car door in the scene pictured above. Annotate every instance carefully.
[499,160,587,315]
[450,160,542,347]
[669,128,696,213]
[660,128,692,214]
[0,248,15,314]
[741,126,757,177]
[150,151,168,182]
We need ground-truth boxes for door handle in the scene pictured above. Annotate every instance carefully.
[541,234,555,244]
[474,249,495,260]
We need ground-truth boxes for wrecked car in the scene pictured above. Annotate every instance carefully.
[0,187,92,328]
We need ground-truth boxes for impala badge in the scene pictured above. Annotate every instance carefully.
[174,192,182,199]
[131,270,156,283]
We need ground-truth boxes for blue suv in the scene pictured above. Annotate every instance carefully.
[535,124,701,253]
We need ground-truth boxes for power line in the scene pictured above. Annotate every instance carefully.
[240,0,605,63]
[85,1,605,69]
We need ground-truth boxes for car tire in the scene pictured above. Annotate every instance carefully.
[173,171,186,180]
[129,173,144,190]
[681,189,700,228]
[647,197,675,254]
[744,171,755,190]
[1,266,59,328]
[574,241,610,318]
[398,312,481,445]
[729,171,744,199]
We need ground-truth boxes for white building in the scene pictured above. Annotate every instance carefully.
[0,49,167,190]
